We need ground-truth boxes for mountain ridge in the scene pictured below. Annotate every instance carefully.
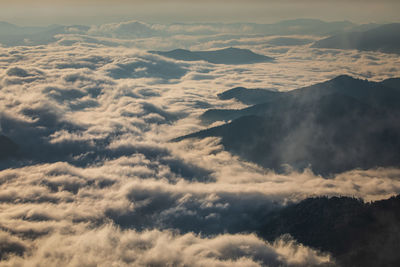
[312,23,400,54]
[150,47,274,64]
[175,75,400,175]
[259,194,400,267]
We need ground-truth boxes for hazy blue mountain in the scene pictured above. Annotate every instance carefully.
[312,23,400,54]
[347,22,380,32]
[166,19,358,36]
[259,195,400,267]
[0,135,19,159]
[0,19,380,47]
[0,21,19,31]
[258,18,355,35]
[90,21,160,39]
[266,37,315,46]
[176,75,400,175]
[0,21,48,35]
[0,22,90,46]
[150,47,274,64]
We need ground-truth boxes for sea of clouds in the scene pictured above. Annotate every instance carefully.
[1,22,400,266]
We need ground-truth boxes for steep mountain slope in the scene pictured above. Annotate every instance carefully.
[0,135,19,160]
[176,75,400,175]
[259,195,400,267]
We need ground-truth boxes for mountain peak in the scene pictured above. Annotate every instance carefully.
[150,47,273,64]
[330,74,359,83]
[178,75,400,175]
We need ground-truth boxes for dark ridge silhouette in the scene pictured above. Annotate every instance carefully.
[217,86,280,105]
[258,195,400,267]
[0,135,19,160]
[150,47,274,64]
[106,58,187,80]
[217,75,400,108]
[312,23,400,54]
[176,75,400,175]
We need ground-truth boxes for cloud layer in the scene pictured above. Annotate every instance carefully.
[0,226,333,267]
[0,27,400,265]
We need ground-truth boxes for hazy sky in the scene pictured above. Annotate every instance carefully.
[1,0,399,26]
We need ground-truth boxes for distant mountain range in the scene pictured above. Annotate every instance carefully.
[0,19,382,47]
[312,23,400,54]
[266,37,315,46]
[0,21,89,46]
[259,194,400,267]
[150,48,274,64]
[255,18,357,36]
[175,75,400,175]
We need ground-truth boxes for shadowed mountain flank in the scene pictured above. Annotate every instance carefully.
[176,75,400,175]
[217,86,281,105]
[0,135,19,160]
[258,195,400,267]
[312,23,400,54]
[150,47,274,64]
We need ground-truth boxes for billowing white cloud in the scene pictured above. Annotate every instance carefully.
[0,226,332,267]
